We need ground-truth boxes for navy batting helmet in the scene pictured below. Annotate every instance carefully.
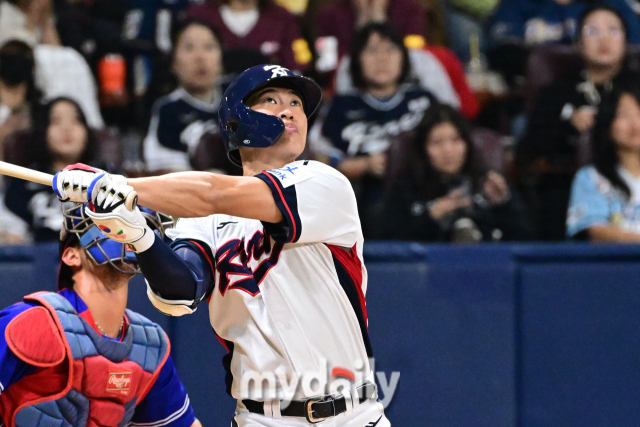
[58,203,174,289]
[218,64,322,166]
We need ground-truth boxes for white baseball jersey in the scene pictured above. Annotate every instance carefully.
[166,160,372,401]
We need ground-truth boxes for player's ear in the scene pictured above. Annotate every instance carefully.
[61,246,82,268]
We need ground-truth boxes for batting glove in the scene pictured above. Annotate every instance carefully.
[53,164,127,203]
[85,181,155,253]
[53,164,104,202]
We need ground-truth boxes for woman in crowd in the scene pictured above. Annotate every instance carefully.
[567,86,640,241]
[517,5,637,241]
[143,19,233,174]
[4,97,102,241]
[487,0,640,83]
[309,23,437,237]
[184,0,311,71]
[375,104,532,242]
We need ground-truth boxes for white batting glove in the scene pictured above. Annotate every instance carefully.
[53,164,104,202]
[85,180,155,253]
[53,163,127,203]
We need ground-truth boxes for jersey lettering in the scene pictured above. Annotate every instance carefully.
[266,165,313,188]
[215,231,283,296]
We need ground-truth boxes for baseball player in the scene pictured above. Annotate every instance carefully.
[53,65,390,426]
[0,202,202,427]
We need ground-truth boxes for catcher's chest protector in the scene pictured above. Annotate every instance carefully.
[0,292,170,427]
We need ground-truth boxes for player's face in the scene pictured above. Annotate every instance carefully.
[245,87,308,161]
[580,10,626,68]
[611,93,640,151]
[47,100,88,163]
[425,121,467,175]
[173,24,222,95]
[62,244,132,290]
[359,32,404,90]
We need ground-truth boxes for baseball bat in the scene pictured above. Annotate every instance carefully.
[0,160,138,210]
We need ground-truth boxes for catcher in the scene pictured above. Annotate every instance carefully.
[0,202,202,427]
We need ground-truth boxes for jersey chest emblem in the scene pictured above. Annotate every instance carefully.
[215,230,283,296]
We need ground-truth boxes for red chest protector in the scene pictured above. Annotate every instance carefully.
[0,292,170,427]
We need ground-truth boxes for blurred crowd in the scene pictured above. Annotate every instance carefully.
[2,0,640,244]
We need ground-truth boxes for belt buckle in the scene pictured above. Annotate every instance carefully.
[305,395,332,423]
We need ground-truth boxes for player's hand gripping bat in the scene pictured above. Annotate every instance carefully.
[0,160,138,210]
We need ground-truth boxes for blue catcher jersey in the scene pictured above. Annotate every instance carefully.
[143,87,221,172]
[309,84,436,161]
[0,289,196,427]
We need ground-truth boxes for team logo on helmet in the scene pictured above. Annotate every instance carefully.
[264,65,291,78]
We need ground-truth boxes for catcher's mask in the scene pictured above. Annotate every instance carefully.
[57,202,174,289]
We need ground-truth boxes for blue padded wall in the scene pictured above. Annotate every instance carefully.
[2,242,640,427]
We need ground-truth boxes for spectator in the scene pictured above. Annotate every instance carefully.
[0,39,41,157]
[517,5,636,240]
[324,2,479,119]
[488,0,640,85]
[315,0,426,72]
[143,19,232,174]
[0,34,105,128]
[122,0,197,107]
[184,0,312,71]
[0,0,61,46]
[55,0,128,70]
[309,23,437,237]
[490,0,640,46]
[333,43,461,111]
[375,104,532,242]
[440,0,499,63]
[567,86,640,241]
[4,97,103,242]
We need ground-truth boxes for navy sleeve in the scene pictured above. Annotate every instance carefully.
[0,303,39,394]
[130,355,196,427]
[136,233,213,302]
[255,171,302,244]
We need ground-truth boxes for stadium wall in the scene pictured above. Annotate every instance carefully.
[1,242,639,427]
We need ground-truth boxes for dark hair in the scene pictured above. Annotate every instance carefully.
[0,40,42,106]
[32,97,96,170]
[171,18,222,53]
[159,18,223,93]
[409,104,486,200]
[577,4,628,43]
[591,84,640,199]
[349,23,411,91]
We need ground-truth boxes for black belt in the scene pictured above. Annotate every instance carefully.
[242,380,376,423]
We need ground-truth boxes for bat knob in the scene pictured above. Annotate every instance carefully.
[125,191,138,211]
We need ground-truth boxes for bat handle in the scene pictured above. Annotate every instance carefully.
[125,191,138,210]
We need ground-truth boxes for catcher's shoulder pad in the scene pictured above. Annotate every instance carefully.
[6,306,66,367]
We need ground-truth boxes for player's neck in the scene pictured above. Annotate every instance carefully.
[240,150,297,176]
[73,271,129,338]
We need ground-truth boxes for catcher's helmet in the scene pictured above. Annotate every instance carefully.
[218,64,322,166]
[58,202,174,289]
